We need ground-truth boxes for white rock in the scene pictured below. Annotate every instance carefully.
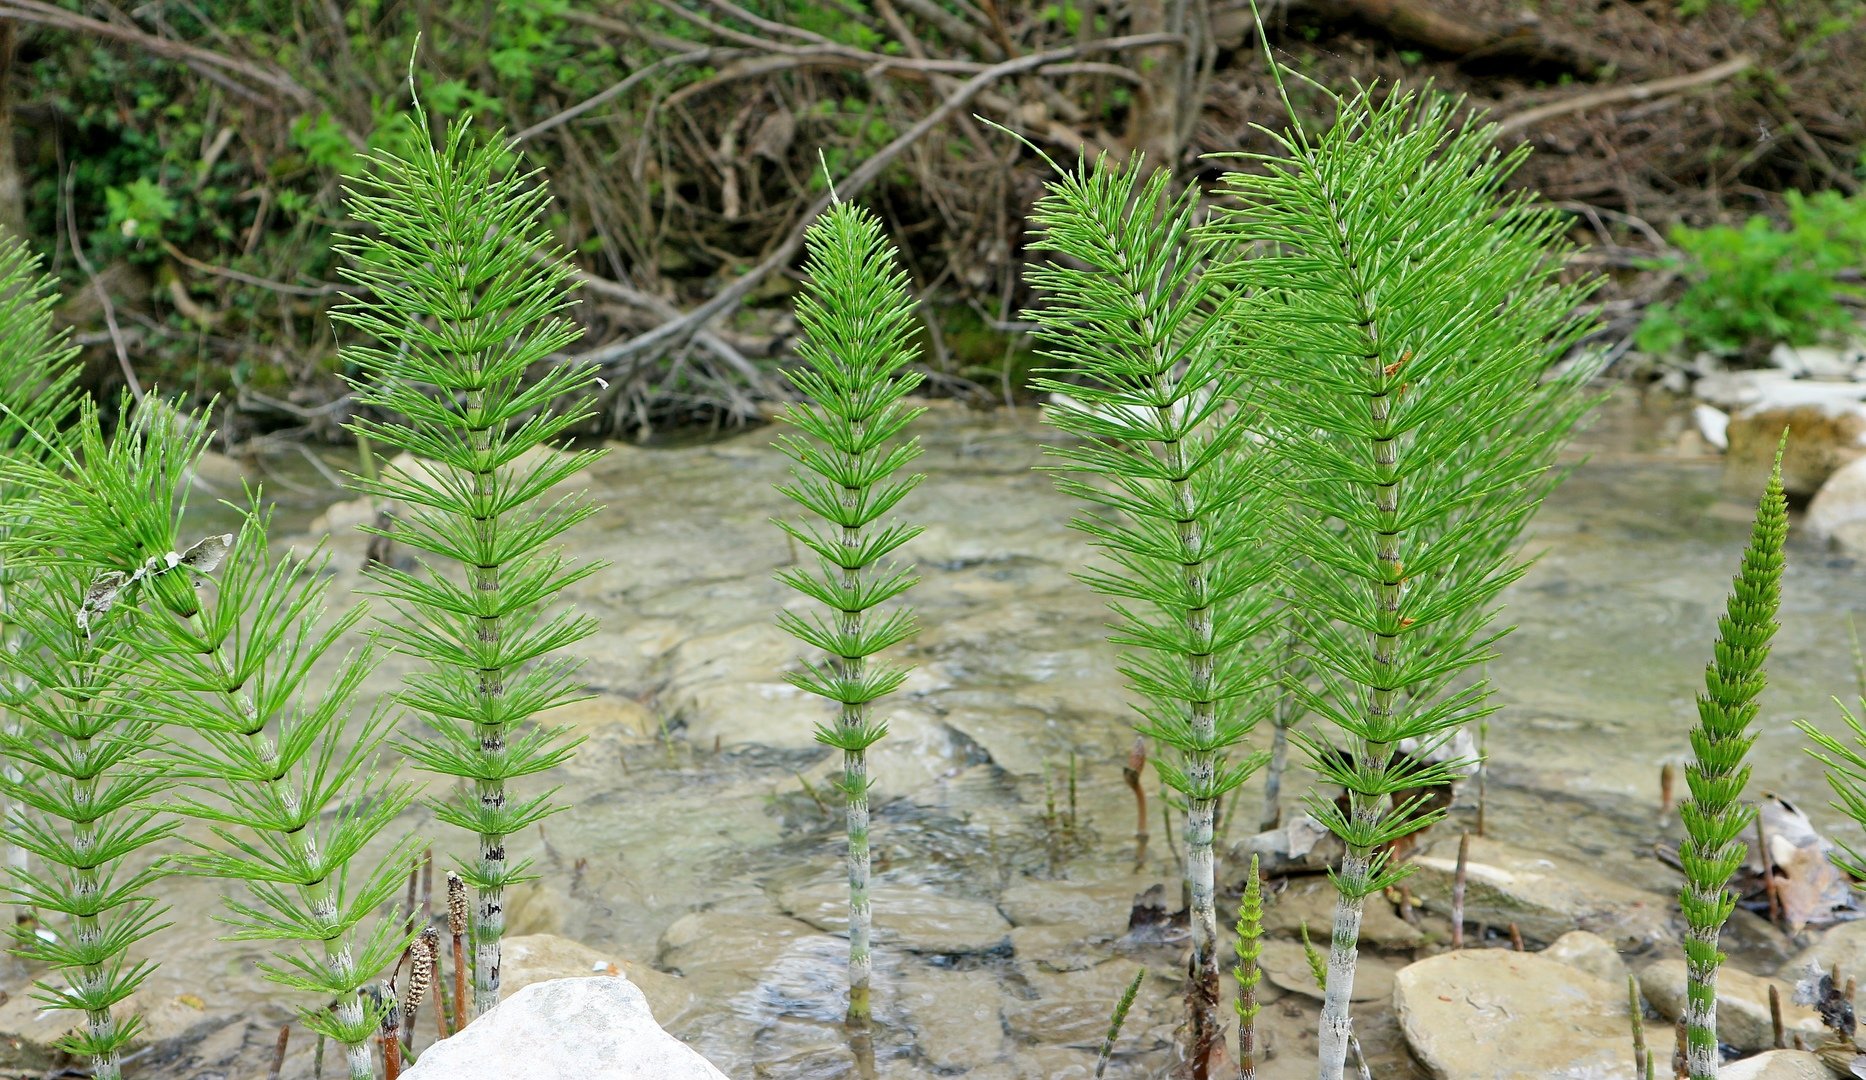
[1719,1049,1832,1079]
[1694,369,1866,412]
[1809,456,1866,555]
[1770,343,1865,380]
[1695,404,1731,450]
[400,976,728,1080]
[1394,949,1636,1079]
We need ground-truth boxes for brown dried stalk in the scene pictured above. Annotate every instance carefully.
[448,871,468,1035]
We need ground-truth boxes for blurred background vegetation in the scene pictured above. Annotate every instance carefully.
[3,0,1862,444]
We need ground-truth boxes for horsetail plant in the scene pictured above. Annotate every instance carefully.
[772,195,925,1024]
[0,234,84,909]
[136,515,422,1080]
[1,397,422,1079]
[1020,147,1286,1078]
[333,99,606,1019]
[1674,434,1788,1079]
[1209,71,1601,1079]
[0,563,173,1080]
[1096,967,1147,1079]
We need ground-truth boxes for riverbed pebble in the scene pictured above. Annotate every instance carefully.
[1394,948,1636,1079]
[1638,957,1826,1052]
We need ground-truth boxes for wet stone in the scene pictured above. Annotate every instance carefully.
[1257,939,1397,1003]
[1406,834,1674,950]
[1261,874,1424,949]
[1395,948,1636,1079]
[1638,958,1826,1053]
[898,965,1008,1071]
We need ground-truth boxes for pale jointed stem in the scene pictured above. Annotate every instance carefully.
[468,388,507,1022]
[72,772,122,1080]
[1683,892,1724,1079]
[1317,262,1402,1080]
[839,505,874,1021]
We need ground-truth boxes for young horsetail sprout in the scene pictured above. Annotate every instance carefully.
[772,196,925,1024]
[0,564,174,1080]
[1096,967,1146,1079]
[333,97,607,1019]
[1234,854,1264,1080]
[1208,64,1601,1078]
[0,235,84,917]
[1676,431,1788,1079]
[1018,145,1286,1078]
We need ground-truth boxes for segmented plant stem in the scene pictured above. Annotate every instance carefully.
[1144,305,1223,1079]
[1679,436,1787,1080]
[1318,279,1402,1080]
[200,629,375,1080]
[838,520,873,1021]
[70,774,121,1080]
[467,388,507,1020]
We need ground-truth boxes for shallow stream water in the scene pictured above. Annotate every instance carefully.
[6,384,1866,1079]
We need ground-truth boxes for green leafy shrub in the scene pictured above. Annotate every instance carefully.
[1637,190,1866,360]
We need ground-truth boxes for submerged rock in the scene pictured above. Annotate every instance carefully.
[500,933,701,1030]
[1406,834,1674,949]
[1637,958,1825,1052]
[1394,949,1636,1079]
[401,976,728,1080]
[771,877,1011,954]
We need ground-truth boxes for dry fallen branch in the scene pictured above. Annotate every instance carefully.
[573,31,1183,388]
[0,0,320,111]
[1494,54,1755,138]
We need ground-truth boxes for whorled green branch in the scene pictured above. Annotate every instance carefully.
[1020,146,1285,1079]
[1209,75,1600,1080]
[333,100,606,1020]
[772,197,925,1024]
[0,566,172,1080]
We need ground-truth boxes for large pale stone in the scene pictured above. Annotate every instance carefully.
[1809,455,1866,555]
[1395,949,1635,1079]
[1720,1050,1832,1080]
[1543,930,1630,985]
[400,977,728,1080]
[1406,835,1674,949]
[1780,918,1866,983]
[1637,958,1825,1052]
[1724,399,1866,498]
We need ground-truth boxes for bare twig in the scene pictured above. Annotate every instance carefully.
[570,32,1182,383]
[62,166,142,404]
[0,0,320,110]
[1494,54,1755,138]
